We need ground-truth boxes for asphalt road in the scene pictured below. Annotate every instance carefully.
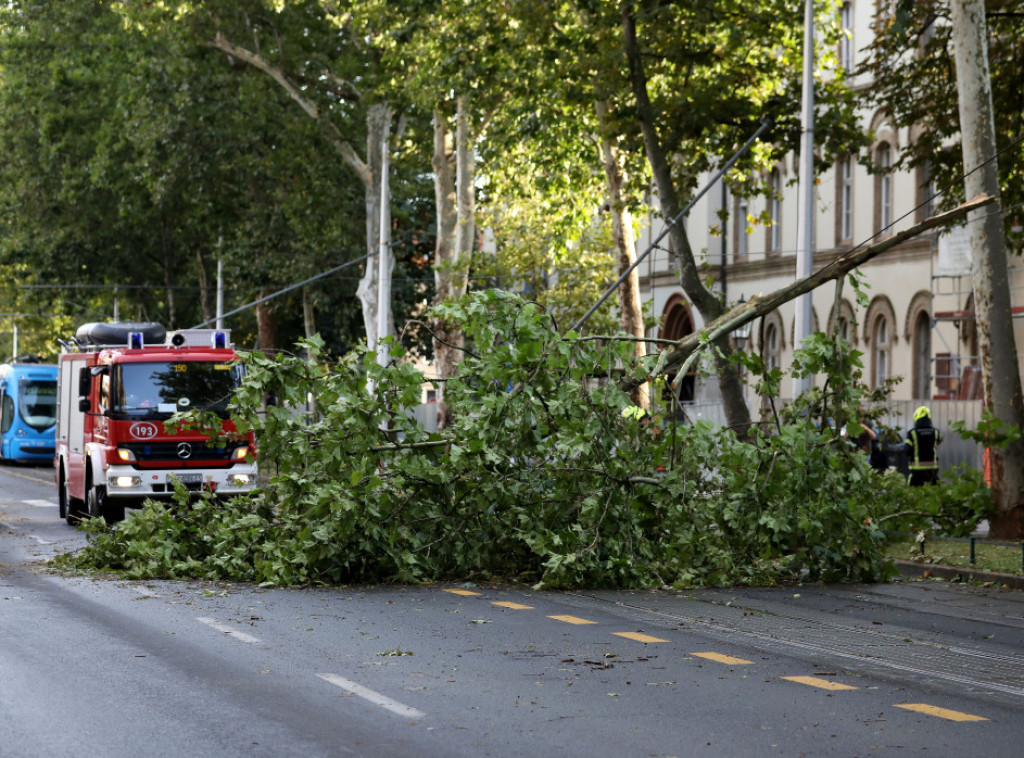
[2,463,1023,757]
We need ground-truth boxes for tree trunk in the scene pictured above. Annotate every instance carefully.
[620,2,749,432]
[355,103,395,354]
[195,247,213,326]
[256,292,276,352]
[595,99,648,410]
[950,0,1024,538]
[302,286,316,360]
[431,99,474,430]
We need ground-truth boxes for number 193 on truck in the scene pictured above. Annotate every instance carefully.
[56,322,257,524]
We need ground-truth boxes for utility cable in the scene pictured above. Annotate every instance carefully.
[570,120,772,334]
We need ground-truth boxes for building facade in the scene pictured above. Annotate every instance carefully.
[636,1,1023,439]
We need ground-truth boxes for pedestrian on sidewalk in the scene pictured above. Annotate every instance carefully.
[905,406,942,486]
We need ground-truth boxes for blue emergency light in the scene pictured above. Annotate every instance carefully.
[128,332,144,349]
[211,331,227,349]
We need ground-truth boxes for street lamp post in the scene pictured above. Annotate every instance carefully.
[732,294,752,350]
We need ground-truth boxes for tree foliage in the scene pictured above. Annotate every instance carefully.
[860,0,1024,248]
[62,289,994,588]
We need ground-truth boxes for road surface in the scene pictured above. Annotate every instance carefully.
[2,464,1022,757]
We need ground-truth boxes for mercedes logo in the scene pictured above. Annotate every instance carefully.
[176,442,193,460]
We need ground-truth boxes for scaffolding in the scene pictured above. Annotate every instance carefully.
[929,226,1024,401]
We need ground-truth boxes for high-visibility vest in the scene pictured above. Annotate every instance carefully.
[906,425,941,471]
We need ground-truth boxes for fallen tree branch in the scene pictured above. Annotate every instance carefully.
[622,194,995,391]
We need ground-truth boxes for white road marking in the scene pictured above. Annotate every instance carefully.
[196,617,262,645]
[24,499,57,508]
[29,535,54,545]
[316,673,426,719]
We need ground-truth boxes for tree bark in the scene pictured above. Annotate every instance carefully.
[256,291,276,352]
[949,0,1024,539]
[595,99,648,410]
[195,247,213,326]
[430,99,475,430]
[620,2,749,432]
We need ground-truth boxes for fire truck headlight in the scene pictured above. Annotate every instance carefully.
[116,448,136,462]
[110,476,141,488]
[229,474,253,486]
[231,446,250,461]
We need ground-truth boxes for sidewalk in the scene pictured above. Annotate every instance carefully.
[893,559,1024,590]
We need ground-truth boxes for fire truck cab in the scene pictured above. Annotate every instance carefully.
[56,322,257,525]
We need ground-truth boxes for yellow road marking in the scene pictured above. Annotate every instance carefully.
[613,632,668,643]
[895,704,989,722]
[443,589,482,596]
[492,601,534,610]
[782,676,858,691]
[690,652,754,665]
[548,615,598,625]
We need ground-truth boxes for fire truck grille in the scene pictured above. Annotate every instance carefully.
[121,442,239,463]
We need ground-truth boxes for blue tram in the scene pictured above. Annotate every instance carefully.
[0,361,58,463]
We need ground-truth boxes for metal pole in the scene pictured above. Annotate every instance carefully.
[793,0,816,399]
[376,136,390,370]
[216,255,224,331]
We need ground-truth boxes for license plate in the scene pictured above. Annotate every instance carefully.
[171,473,203,484]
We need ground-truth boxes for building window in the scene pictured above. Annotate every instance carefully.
[912,310,931,398]
[872,316,890,388]
[916,160,935,223]
[837,156,854,243]
[876,143,893,233]
[661,295,696,404]
[764,322,781,372]
[840,3,854,71]
[767,169,782,254]
[734,196,749,260]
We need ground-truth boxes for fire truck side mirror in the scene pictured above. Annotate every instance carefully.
[78,397,91,413]
[77,367,91,397]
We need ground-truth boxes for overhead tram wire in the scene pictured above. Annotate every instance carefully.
[190,249,378,329]
[571,124,1024,338]
[570,120,772,335]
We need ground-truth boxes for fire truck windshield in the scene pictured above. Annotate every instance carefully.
[113,361,244,418]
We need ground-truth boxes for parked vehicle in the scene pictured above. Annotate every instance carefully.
[0,359,58,464]
[56,322,256,524]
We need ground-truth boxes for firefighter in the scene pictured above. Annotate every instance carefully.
[905,406,942,486]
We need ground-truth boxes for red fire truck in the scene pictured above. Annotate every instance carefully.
[56,322,257,524]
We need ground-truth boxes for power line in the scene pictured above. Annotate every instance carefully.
[189,251,376,327]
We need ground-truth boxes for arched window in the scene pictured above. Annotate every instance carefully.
[660,294,696,403]
[872,316,890,388]
[828,298,857,345]
[764,322,781,372]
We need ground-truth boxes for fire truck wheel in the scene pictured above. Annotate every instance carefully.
[87,485,125,525]
[61,467,87,525]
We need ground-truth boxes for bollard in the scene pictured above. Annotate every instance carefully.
[970,537,976,565]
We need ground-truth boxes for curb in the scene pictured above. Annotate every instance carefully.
[893,559,1024,590]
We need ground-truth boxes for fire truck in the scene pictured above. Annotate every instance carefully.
[56,322,257,524]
